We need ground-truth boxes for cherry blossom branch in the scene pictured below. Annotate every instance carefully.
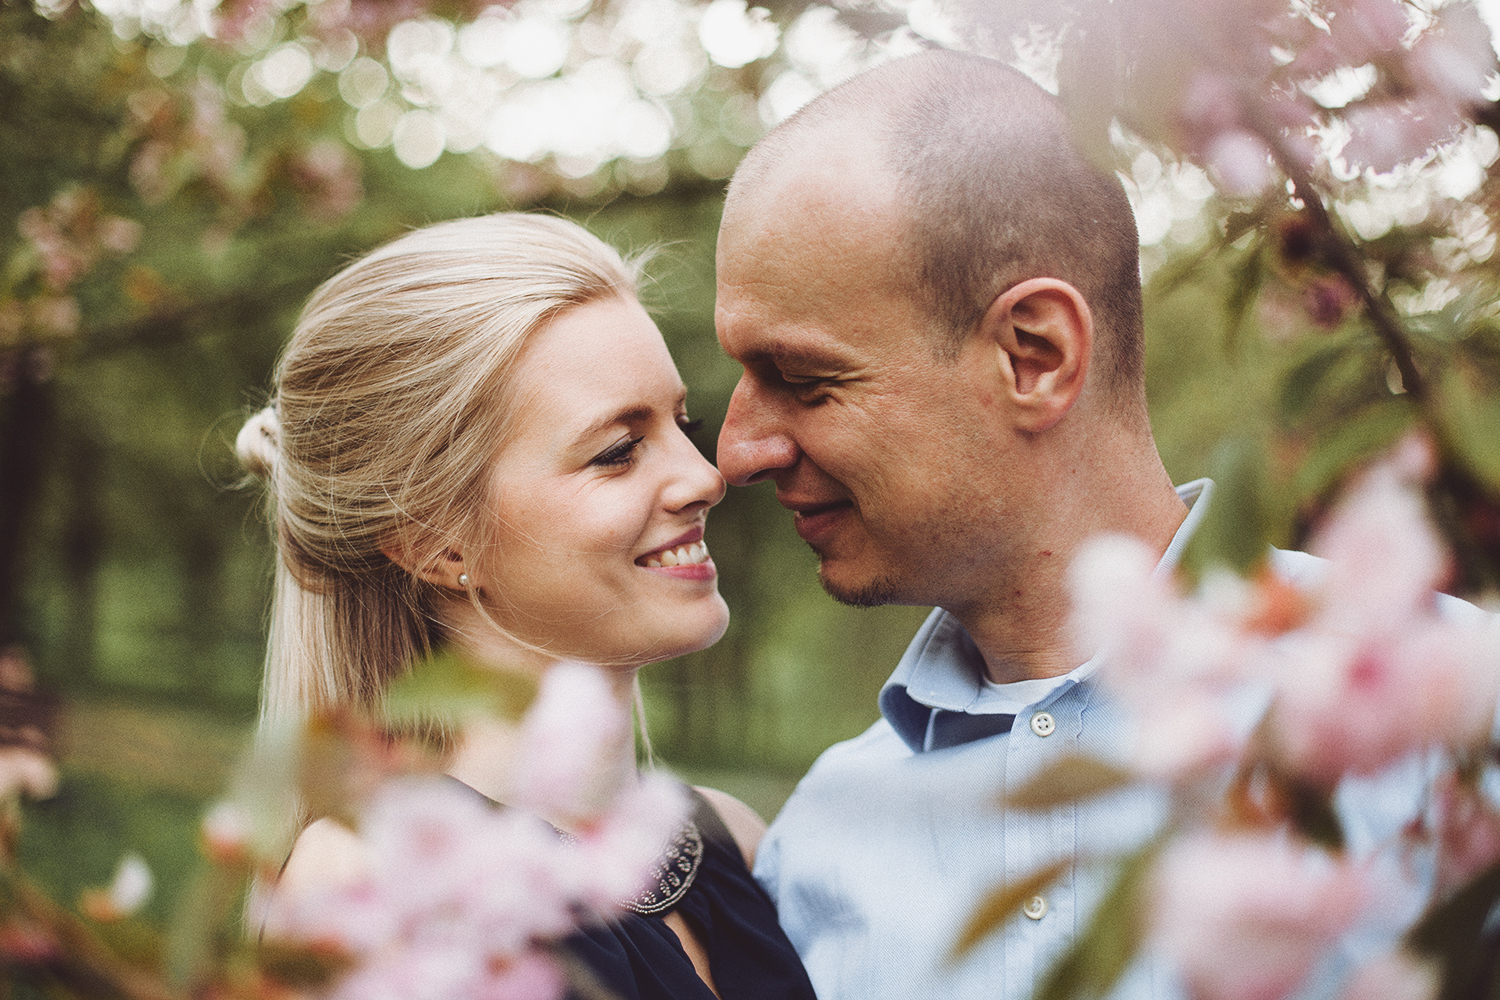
[1235,92,1429,404]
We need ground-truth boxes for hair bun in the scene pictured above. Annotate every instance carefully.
[237,405,281,481]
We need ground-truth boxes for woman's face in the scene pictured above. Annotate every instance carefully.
[474,295,729,667]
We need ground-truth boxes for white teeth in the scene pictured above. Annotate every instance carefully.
[642,541,710,568]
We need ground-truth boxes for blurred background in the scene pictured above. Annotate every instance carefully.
[4,0,1499,930]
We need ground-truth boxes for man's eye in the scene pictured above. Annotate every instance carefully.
[591,436,644,468]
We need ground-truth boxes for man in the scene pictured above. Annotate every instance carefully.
[713,51,1213,1000]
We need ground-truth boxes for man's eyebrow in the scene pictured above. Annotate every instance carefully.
[759,344,855,371]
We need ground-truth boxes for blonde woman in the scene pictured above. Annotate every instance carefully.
[235,213,816,1000]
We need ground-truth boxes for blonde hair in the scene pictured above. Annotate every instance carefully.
[237,213,639,730]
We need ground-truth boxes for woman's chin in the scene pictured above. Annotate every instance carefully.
[637,596,731,666]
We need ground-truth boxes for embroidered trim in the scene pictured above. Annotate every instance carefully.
[560,818,703,916]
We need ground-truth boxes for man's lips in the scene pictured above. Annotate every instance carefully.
[782,499,854,545]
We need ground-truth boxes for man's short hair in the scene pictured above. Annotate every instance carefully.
[735,51,1145,402]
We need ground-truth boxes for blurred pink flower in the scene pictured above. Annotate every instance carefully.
[1070,535,1251,777]
[18,189,140,293]
[1407,3,1496,107]
[1336,951,1439,1000]
[1150,832,1371,1000]
[0,747,56,801]
[1072,440,1499,786]
[1430,772,1500,898]
[266,664,689,1000]
[1342,97,1465,174]
[1262,451,1500,784]
[289,141,364,222]
[510,661,634,824]
[1205,131,1276,197]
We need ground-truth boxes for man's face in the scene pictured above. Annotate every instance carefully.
[715,164,1009,609]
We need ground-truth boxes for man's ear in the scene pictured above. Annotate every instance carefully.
[978,277,1092,433]
[381,536,468,591]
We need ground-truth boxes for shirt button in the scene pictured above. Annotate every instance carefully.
[1030,712,1056,737]
[1023,895,1048,920]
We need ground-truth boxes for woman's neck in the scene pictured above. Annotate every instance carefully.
[443,658,641,833]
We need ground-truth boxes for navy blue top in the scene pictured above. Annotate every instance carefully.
[564,791,817,1000]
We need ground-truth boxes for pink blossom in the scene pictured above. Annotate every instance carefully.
[1336,951,1438,1000]
[1407,3,1496,107]
[0,748,57,800]
[1263,616,1500,785]
[573,775,691,910]
[1430,772,1500,898]
[1150,832,1371,1000]
[1325,0,1410,68]
[510,662,634,824]
[1070,536,1251,777]
[1261,452,1500,784]
[1205,130,1276,197]
[1342,97,1464,174]
[265,663,690,1000]
[289,141,364,221]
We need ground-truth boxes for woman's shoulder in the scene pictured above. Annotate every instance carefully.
[259,817,371,936]
[691,786,767,870]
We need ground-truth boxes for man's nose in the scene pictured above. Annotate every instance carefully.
[716,376,799,487]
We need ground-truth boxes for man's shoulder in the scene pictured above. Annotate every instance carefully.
[804,716,913,773]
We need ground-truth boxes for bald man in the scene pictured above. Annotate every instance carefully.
[713,51,1205,1000]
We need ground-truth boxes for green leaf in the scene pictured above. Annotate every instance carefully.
[163,863,243,991]
[1279,773,1345,852]
[1182,434,1279,578]
[1279,341,1353,421]
[1004,755,1135,810]
[1222,245,1268,355]
[1289,401,1413,503]
[1037,842,1163,1000]
[1435,367,1500,491]
[949,860,1070,963]
[255,939,352,990]
[1406,859,1500,1000]
[382,650,538,729]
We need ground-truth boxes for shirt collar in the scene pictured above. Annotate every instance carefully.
[878,479,1215,751]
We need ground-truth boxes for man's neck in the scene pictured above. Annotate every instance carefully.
[955,467,1189,686]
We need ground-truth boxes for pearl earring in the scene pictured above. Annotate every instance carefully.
[458,573,471,589]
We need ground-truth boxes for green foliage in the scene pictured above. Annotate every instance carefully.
[1407,859,1500,1000]
[1036,843,1161,1000]
[1002,756,1134,811]
[382,651,538,730]
[949,859,1069,963]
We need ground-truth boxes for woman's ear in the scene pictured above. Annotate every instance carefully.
[978,277,1093,433]
[381,536,469,591]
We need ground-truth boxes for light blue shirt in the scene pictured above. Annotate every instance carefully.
[755,480,1499,1000]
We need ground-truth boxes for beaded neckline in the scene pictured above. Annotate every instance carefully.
[623,818,703,915]
[559,817,704,916]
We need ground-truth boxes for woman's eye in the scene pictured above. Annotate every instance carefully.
[678,417,705,439]
[591,436,644,468]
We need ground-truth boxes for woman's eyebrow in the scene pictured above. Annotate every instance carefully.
[579,404,654,438]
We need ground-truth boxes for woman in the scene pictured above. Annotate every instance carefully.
[235,213,815,1000]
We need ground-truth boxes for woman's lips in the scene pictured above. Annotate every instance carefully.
[636,533,716,581]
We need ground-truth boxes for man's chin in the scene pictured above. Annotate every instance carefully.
[818,567,904,609]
